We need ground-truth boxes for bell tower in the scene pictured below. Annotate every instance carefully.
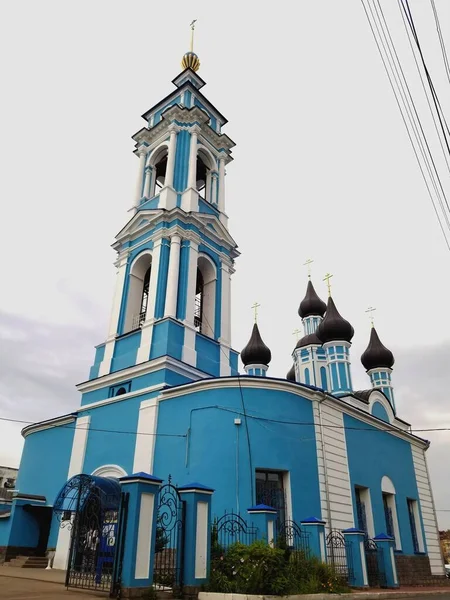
[88,40,240,389]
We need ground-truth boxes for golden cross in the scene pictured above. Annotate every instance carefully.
[323,273,333,296]
[303,258,314,279]
[293,328,302,341]
[251,302,261,323]
[190,19,197,52]
[365,306,376,327]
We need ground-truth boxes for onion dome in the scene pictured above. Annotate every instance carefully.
[241,323,272,367]
[287,364,296,381]
[361,327,395,371]
[181,52,200,72]
[295,332,322,348]
[316,296,354,344]
[298,280,327,319]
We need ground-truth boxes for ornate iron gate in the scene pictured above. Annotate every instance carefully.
[326,530,353,582]
[54,474,126,595]
[153,478,185,592]
[277,520,311,557]
[365,538,387,587]
[213,511,258,552]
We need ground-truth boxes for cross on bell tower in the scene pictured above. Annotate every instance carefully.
[91,42,240,383]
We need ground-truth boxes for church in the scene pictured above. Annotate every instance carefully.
[0,37,445,589]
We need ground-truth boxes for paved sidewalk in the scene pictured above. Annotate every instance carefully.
[0,573,106,599]
[0,565,66,584]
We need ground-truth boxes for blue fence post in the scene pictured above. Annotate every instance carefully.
[247,504,277,546]
[178,482,214,592]
[342,528,369,588]
[373,533,399,588]
[118,472,163,596]
[301,517,327,561]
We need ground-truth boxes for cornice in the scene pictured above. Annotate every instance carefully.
[76,354,208,394]
[21,414,77,439]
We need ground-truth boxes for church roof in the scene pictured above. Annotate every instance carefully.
[298,280,327,319]
[316,296,354,344]
[361,327,395,371]
[286,364,296,381]
[296,332,322,348]
[241,323,272,367]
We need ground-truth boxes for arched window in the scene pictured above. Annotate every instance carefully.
[124,252,152,333]
[381,476,401,550]
[115,387,127,397]
[196,148,216,203]
[194,268,204,331]
[195,255,216,338]
[149,146,168,198]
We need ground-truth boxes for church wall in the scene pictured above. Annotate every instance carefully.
[80,368,192,407]
[344,414,426,556]
[81,396,144,476]
[16,424,75,502]
[153,385,322,521]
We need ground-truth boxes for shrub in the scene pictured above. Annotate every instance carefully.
[206,541,350,595]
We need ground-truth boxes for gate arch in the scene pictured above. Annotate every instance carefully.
[54,474,126,594]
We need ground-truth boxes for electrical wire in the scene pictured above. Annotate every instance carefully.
[430,0,450,85]
[360,0,450,249]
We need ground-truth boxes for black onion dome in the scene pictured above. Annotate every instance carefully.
[241,323,272,367]
[361,327,395,371]
[299,280,327,319]
[316,296,354,344]
[295,332,322,348]
[287,364,296,381]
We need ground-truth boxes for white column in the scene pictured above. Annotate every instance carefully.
[182,240,199,367]
[143,166,152,198]
[106,255,128,338]
[165,128,178,189]
[211,172,218,205]
[220,263,231,345]
[134,149,147,207]
[218,157,226,212]
[187,129,199,190]
[164,234,181,318]
[185,241,199,324]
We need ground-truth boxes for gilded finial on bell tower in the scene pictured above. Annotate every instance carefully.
[182,20,201,72]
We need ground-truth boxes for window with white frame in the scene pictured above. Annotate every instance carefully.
[407,498,425,553]
[381,476,401,550]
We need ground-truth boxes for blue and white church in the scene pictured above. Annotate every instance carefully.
[0,43,445,586]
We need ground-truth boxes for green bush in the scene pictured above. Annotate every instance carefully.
[206,541,350,595]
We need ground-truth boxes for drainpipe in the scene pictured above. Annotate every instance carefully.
[318,395,333,532]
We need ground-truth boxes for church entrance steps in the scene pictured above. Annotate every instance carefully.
[4,555,49,568]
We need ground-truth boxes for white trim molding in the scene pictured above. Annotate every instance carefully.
[91,464,127,478]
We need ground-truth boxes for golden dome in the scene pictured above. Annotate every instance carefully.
[182,51,200,72]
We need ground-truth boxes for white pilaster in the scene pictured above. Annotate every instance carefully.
[133,148,147,208]
[136,238,163,364]
[164,128,178,188]
[98,254,129,377]
[54,416,91,570]
[218,157,226,212]
[164,234,181,318]
[133,398,158,473]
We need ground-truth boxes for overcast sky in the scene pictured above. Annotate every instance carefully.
[0,1,449,527]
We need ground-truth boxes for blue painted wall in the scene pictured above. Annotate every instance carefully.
[344,414,426,555]
[154,385,321,521]
[195,334,220,377]
[111,330,142,373]
[89,344,105,380]
[372,402,390,423]
[150,319,184,361]
[174,129,190,192]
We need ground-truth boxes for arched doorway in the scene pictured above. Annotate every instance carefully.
[53,474,126,594]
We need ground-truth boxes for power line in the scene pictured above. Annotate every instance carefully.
[1,412,449,437]
[430,0,450,85]
[360,0,450,249]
